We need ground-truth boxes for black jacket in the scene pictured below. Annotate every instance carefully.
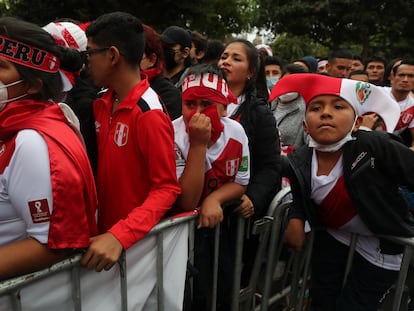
[287,130,414,237]
[149,75,182,121]
[232,93,282,217]
[66,72,99,175]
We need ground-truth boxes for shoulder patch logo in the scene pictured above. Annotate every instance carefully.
[355,82,372,105]
[28,199,50,223]
[238,155,249,172]
[114,122,129,147]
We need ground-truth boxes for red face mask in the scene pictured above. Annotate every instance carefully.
[189,104,224,144]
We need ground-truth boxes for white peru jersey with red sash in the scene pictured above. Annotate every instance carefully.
[0,130,52,246]
[384,87,414,134]
[174,116,250,201]
[310,150,401,270]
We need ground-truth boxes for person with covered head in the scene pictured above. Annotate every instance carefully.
[43,20,100,174]
[270,73,414,311]
[173,64,250,310]
[0,16,98,279]
[160,25,192,86]
[141,24,182,120]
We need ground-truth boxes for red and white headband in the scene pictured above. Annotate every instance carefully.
[182,72,236,106]
[269,73,400,133]
[0,34,60,73]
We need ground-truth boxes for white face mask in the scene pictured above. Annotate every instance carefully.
[0,79,26,111]
[307,116,358,152]
[278,92,299,103]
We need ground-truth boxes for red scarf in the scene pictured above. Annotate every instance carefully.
[141,61,164,81]
[188,104,224,144]
[0,100,98,247]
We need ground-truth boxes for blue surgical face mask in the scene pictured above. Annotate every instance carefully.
[266,76,280,91]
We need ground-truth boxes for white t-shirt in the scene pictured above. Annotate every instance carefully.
[384,87,414,134]
[173,116,250,188]
[0,130,53,246]
[311,150,402,270]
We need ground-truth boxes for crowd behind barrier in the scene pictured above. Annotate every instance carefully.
[2,188,414,311]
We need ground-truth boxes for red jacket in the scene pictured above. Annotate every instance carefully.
[93,78,181,249]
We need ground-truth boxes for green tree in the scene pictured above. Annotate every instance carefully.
[272,33,329,61]
[1,0,254,39]
[255,0,414,60]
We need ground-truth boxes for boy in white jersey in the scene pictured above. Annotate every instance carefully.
[173,64,250,310]
[270,73,414,311]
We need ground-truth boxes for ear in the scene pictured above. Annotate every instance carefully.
[196,50,205,61]
[352,115,363,132]
[303,120,309,133]
[147,52,157,67]
[26,78,43,95]
[182,47,191,58]
[109,46,121,63]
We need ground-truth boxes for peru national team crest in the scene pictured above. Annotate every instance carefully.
[355,82,372,105]
[114,122,129,147]
[401,111,413,125]
[226,158,240,176]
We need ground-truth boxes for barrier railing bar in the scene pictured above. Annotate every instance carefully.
[10,291,21,311]
[259,186,293,311]
[392,245,413,311]
[147,214,197,236]
[71,265,82,311]
[0,213,197,311]
[342,233,357,289]
[211,225,220,311]
[259,205,291,311]
[0,254,83,295]
[188,219,196,297]
[118,251,128,311]
[157,231,165,311]
[376,234,414,311]
[238,216,274,311]
[255,286,292,311]
[231,216,245,311]
[294,229,314,311]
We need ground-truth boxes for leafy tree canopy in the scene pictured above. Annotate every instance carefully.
[254,0,414,59]
[0,0,254,39]
[1,0,413,60]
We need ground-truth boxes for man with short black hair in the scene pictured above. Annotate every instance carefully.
[365,56,387,86]
[326,48,353,78]
[81,11,181,271]
[386,59,414,149]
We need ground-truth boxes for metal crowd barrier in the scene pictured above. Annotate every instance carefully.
[14,185,414,311]
[254,186,414,311]
[0,212,197,311]
[294,231,414,311]
[201,187,295,311]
